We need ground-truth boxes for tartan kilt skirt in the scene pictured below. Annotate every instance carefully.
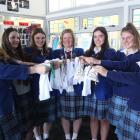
[83,94,110,120]
[34,95,56,126]
[108,95,128,126]
[115,107,140,140]
[0,113,22,140]
[14,91,35,136]
[59,93,84,120]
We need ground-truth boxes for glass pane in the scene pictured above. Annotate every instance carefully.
[49,0,72,12]
[49,0,59,12]
[50,18,78,34]
[75,33,92,51]
[76,0,113,7]
[59,0,72,10]
[133,9,140,28]
[82,15,119,29]
[49,0,115,12]
[108,31,121,50]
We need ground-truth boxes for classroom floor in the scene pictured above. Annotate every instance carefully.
[48,117,118,140]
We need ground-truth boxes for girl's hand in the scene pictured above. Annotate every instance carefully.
[29,64,48,74]
[79,56,101,65]
[93,65,108,77]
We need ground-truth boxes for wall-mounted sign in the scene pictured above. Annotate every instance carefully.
[3,20,14,25]
[19,22,29,26]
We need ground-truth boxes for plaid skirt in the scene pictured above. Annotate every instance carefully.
[108,95,128,126]
[115,107,140,140]
[59,93,84,120]
[0,113,22,140]
[83,94,110,120]
[14,91,35,137]
[34,95,56,126]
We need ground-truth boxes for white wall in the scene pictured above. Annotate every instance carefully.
[0,0,46,17]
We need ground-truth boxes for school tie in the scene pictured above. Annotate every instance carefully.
[65,51,71,59]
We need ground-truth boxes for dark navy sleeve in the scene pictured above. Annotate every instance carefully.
[101,60,129,71]
[52,49,62,59]
[101,51,140,71]
[107,70,140,86]
[0,62,29,80]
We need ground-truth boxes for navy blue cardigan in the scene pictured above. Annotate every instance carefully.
[0,61,29,117]
[53,48,84,95]
[101,51,140,71]
[88,48,116,100]
[100,51,140,98]
[107,69,140,111]
[24,47,53,99]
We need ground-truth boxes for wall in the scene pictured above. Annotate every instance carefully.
[0,0,46,17]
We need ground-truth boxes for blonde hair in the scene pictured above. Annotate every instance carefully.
[121,22,140,50]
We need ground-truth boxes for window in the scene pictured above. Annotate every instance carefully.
[82,15,119,29]
[48,0,117,12]
[108,31,121,50]
[76,0,113,7]
[49,17,79,34]
[132,9,140,28]
[49,0,73,12]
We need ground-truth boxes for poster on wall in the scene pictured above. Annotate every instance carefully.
[0,0,6,5]
[19,0,29,9]
[7,0,19,12]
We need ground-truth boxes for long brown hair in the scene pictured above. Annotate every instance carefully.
[1,27,30,85]
[85,26,110,59]
[30,28,50,56]
[0,48,11,63]
[1,27,26,61]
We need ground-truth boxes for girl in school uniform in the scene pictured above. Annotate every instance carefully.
[53,29,84,140]
[82,26,116,140]
[81,23,140,138]
[0,47,47,140]
[82,23,140,124]
[24,28,56,140]
[94,64,140,140]
[1,27,40,140]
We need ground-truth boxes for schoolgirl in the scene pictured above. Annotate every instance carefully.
[24,28,56,140]
[0,47,47,140]
[53,29,84,140]
[81,23,140,139]
[82,26,116,140]
[1,27,37,140]
[94,64,140,140]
